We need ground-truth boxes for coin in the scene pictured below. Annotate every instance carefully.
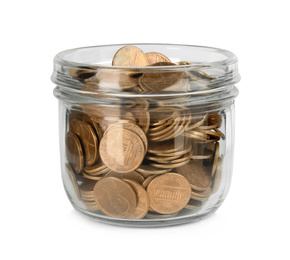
[73,121,99,166]
[105,171,144,185]
[133,111,150,134]
[124,179,150,219]
[83,159,107,175]
[147,173,191,214]
[140,62,187,91]
[184,199,203,210]
[211,142,220,177]
[112,46,149,67]
[79,179,97,200]
[65,131,84,174]
[146,212,178,219]
[136,165,170,175]
[83,172,104,181]
[142,175,158,189]
[107,121,148,151]
[177,160,212,191]
[93,177,137,218]
[96,70,139,90]
[150,159,190,169]
[145,52,171,64]
[212,156,223,193]
[65,163,81,199]
[100,128,145,173]
[147,136,187,154]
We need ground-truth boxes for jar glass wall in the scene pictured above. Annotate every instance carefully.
[52,44,240,227]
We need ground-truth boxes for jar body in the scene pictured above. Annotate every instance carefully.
[58,97,236,227]
[52,44,240,227]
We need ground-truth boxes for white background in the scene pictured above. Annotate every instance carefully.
[1,0,289,259]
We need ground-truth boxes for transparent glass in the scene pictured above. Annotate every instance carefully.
[52,44,240,227]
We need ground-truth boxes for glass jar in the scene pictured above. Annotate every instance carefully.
[52,44,240,227]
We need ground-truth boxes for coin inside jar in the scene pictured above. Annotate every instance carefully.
[65,131,84,174]
[99,128,145,173]
[147,173,191,214]
[145,52,171,64]
[93,177,137,218]
[124,179,150,219]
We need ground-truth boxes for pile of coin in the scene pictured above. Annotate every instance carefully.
[64,46,224,219]
[70,45,215,94]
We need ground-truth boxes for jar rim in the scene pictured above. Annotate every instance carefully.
[52,43,240,101]
[54,43,238,70]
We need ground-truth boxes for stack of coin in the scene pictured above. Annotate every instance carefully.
[144,137,192,170]
[64,45,226,220]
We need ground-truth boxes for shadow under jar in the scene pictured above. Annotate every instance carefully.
[52,44,240,227]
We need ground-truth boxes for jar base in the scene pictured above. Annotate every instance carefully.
[72,203,222,228]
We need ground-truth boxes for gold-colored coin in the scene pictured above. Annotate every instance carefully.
[136,165,170,175]
[145,52,171,64]
[79,179,97,200]
[83,159,107,175]
[211,142,220,177]
[96,70,139,90]
[82,172,104,181]
[177,160,212,191]
[65,131,84,174]
[124,179,150,219]
[65,163,81,199]
[107,121,148,151]
[147,136,187,154]
[191,186,212,198]
[133,111,150,134]
[150,158,190,169]
[147,173,191,214]
[212,156,223,193]
[99,128,145,173]
[83,201,100,211]
[191,148,213,160]
[112,46,149,66]
[105,171,144,185]
[93,177,137,218]
[73,121,99,166]
[69,66,96,80]
[140,62,187,91]
[146,212,179,219]
[184,199,203,210]
[188,70,215,81]
[142,175,158,189]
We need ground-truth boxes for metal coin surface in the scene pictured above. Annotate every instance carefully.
[65,131,84,174]
[177,160,212,191]
[211,142,220,177]
[140,62,186,91]
[142,175,158,189]
[124,179,150,219]
[112,46,149,66]
[105,171,144,185]
[93,177,137,218]
[107,121,148,151]
[145,52,171,64]
[136,165,170,175]
[65,163,81,199]
[73,121,99,166]
[147,173,191,214]
[99,129,145,173]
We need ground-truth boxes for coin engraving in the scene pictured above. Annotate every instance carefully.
[94,177,137,218]
[147,173,191,214]
[100,129,145,173]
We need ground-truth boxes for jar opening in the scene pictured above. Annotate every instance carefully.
[52,44,240,102]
